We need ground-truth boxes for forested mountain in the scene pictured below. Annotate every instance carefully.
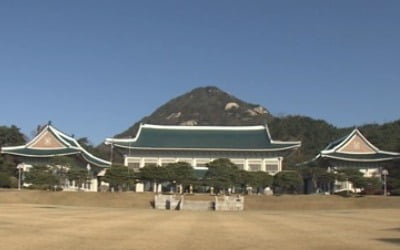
[115,86,272,138]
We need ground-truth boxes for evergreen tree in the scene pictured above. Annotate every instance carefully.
[273,171,303,194]
[103,165,135,191]
[24,165,58,190]
[204,158,239,193]
[0,125,26,185]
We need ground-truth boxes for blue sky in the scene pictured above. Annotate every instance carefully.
[1,0,399,144]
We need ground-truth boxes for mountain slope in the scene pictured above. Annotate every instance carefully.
[116,86,272,138]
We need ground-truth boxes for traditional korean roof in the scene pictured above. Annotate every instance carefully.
[105,124,301,151]
[1,124,110,168]
[316,128,400,162]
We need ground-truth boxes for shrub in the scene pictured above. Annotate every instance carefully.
[0,172,11,188]
[9,176,18,188]
[390,188,400,196]
[273,171,303,194]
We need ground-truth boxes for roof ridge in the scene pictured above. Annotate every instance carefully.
[142,123,267,131]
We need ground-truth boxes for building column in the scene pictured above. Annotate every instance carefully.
[261,159,266,172]
[153,182,158,193]
[135,183,144,192]
[140,158,145,168]
[244,159,249,171]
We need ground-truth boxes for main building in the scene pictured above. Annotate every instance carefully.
[105,124,301,175]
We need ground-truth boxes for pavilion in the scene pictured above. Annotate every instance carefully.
[312,128,400,192]
[1,123,111,191]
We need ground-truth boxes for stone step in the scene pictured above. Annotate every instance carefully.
[181,200,213,211]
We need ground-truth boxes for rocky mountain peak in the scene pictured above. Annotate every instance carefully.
[115,86,272,138]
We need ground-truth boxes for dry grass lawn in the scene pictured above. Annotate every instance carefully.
[1,191,400,250]
[2,190,400,210]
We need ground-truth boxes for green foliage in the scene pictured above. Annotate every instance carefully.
[349,176,368,189]
[390,188,400,196]
[360,121,400,152]
[104,165,135,191]
[137,162,195,192]
[387,177,400,193]
[336,168,382,194]
[24,165,58,190]
[317,172,336,186]
[387,161,400,194]
[164,162,194,185]
[204,158,239,192]
[273,171,303,194]
[0,172,12,188]
[9,176,18,188]
[138,164,169,183]
[0,125,26,184]
[299,166,327,179]
[67,167,90,188]
[336,168,363,182]
[360,177,382,194]
[0,125,26,146]
[268,116,347,167]
[0,155,17,176]
[242,171,273,192]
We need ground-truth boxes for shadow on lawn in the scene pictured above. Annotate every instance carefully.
[377,228,400,245]
[376,238,400,245]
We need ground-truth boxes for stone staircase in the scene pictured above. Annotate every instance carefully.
[153,194,244,211]
[180,198,214,211]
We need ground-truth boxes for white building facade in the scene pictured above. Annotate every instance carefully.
[106,124,301,176]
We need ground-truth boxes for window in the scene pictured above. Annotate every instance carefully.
[248,161,262,171]
[266,164,278,173]
[249,164,261,172]
[127,158,141,171]
[161,158,176,167]
[144,158,158,167]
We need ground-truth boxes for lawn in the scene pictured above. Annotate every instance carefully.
[0,191,400,250]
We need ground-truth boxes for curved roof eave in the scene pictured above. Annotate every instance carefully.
[111,144,301,152]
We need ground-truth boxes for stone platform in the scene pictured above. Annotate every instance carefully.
[153,194,244,211]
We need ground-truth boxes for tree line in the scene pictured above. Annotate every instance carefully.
[92,159,292,194]
[101,158,392,195]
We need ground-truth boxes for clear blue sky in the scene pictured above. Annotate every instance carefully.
[1,0,399,144]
